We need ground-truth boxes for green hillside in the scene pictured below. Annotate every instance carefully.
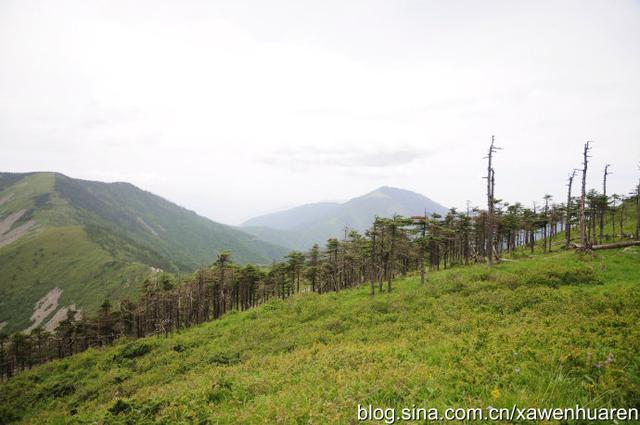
[0,172,287,333]
[2,247,639,424]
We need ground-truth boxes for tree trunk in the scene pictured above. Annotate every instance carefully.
[579,142,590,248]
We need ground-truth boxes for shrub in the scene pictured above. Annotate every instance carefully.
[208,352,241,365]
[206,379,233,403]
[42,379,76,398]
[523,265,602,288]
[108,399,133,415]
[117,342,152,360]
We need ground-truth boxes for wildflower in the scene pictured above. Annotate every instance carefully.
[514,367,520,373]
[606,353,614,364]
[490,388,501,400]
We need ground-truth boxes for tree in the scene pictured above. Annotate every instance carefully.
[412,213,429,284]
[215,251,231,317]
[599,164,611,243]
[306,244,320,293]
[97,299,115,345]
[285,251,305,293]
[543,194,552,253]
[0,332,9,378]
[565,170,576,248]
[579,142,592,248]
[485,135,501,264]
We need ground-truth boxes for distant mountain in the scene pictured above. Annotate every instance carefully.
[243,202,340,230]
[0,172,287,333]
[241,186,448,250]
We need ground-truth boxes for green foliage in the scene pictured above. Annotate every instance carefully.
[0,172,288,333]
[1,249,640,423]
[0,226,150,332]
[116,342,152,360]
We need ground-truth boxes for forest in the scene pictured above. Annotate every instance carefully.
[1,141,639,380]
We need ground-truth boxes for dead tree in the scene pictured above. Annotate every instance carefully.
[565,169,576,248]
[599,164,610,243]
[579,142,592,248]
[543,194,552,253]
[485,135,501,265]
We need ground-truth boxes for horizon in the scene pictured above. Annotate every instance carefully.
[2,167,638,228]
[1,0,639,225]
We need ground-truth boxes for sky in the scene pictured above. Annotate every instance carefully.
[1,0,639,225]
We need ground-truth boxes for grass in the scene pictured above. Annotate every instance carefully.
[0,172,288,333]
[0,226,151,331]
[2,247,639,424]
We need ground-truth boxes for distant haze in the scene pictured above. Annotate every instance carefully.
[1,0,639,224]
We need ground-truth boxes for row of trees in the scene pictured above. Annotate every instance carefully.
[2,141,638,379]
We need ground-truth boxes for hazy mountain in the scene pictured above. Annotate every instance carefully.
[243,202,340,230]
[0,172,287,332]
[241,186,448,250]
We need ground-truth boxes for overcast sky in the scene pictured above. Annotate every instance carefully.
[1,0,639,225]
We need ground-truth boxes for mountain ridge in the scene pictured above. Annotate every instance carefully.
[0,171,288,333]
[241,186,448,250]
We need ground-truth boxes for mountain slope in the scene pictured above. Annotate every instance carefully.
[0,172,287,333]
[2,248,639,423]
[242,186,448,249]
[242,202,340,230]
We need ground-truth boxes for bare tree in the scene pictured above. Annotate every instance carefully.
[543,194,552,253]
[579,142,592,248]
[565,169,576,248]
[599,164,611,243]
[485,135,501,264]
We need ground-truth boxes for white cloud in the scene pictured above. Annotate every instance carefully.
[1,0,639,224]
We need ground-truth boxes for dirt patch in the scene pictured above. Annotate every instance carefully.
[0,209,35,248]
[25,287,63,332]
[137,216,159,236]
[0,193,13,207]
[44,305,81,332]
[0,209,26,234]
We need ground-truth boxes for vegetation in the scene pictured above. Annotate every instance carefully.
[2,185,638,378]
[2,142,639,376]
[0,172,288,333]
[1,247,639,423]
[1,142,638,423]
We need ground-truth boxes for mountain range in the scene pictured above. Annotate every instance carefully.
[0,174,447,334]
[241,186,448,250]
[0,172,287,333]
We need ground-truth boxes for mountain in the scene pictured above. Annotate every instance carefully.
[241,186,448,250]
[0,172,287,333]
[243,202,340,230]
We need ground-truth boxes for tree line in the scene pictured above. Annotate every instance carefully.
[2,140,639,379]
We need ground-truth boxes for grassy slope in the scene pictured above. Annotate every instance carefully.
[0,226,150,331]
[2,248,639,424]
[0,173,161,332]
[0,172,288,333]
[53,175,288,268]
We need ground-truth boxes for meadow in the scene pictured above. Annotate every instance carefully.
[1,245,639,424]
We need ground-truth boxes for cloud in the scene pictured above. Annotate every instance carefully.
[261,145,435,170]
